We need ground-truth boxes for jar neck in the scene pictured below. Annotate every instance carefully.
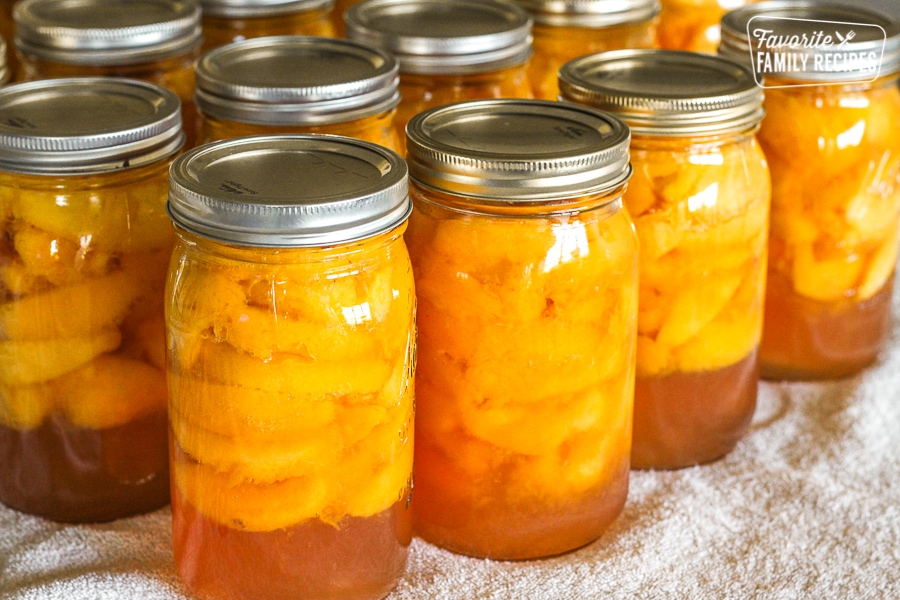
[174,221,408,265]
[762,73,900,94]
[409,180,626,219]
[629,125,760,152]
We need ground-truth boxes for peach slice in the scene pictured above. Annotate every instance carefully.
[0,327,121,386]
[0,382,55,429]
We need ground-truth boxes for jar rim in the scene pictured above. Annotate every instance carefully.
[512,0,660,28]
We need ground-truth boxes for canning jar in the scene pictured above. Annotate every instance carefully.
[657,0,759,53]
[0,78,184,522]
[405,99,638,559]
[560,49,769,469]
[721,2,900,380]
[331,0,362,36]
[14,0,201,147]
[196,36,402,153]
[346,0,534,153]
[199,0,334,52]
[510,0,659,100]
[166,135,415,600]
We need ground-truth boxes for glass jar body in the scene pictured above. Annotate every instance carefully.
[395,66,533,153]
[529,18,658,100]
[167,225,415,600]
[406,186,638,559]
[758,76,900,380]
[626,131,770,469]
[201,10,335,52]
[0,160,175,522]
[657,0,758,54]
[199,108,402,154]
[17,52,200,147]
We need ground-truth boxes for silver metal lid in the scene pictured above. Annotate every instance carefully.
[195,36,400,126]
[345,0,533,75]
[405,99,631,202]
[511,0,659,28]
[167,134,411,247]
[719,1,900,81]
[559,49,764,136]
[0,78,184,175]
[199,0,334,19]
[14,0,202,66]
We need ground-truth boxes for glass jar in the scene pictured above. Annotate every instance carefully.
[199,0,335,52]
[346,0,534,154]
[510,0,659,100]
[405,99,638,559]
[331,0,363,36]
[721,3,900,380]
[195,36,402,153]
[560,50,769,469]
[657,0,759,53]
[14,0,201,147]
[166,135,415,600]
[0,78,184,522]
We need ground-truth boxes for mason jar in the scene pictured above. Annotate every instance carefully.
[195,36,402,153]
[510,0,660,100]
[560,49,770,469]
[166,135,415,600]
[657,0,760,53]
[405,99,638,559]
[199,0,335,52]
[14,0,201,146]
[720,2,900,380]
[345,0,534,153]
[0,78,184,522]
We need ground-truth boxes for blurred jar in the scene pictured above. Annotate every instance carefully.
[657,0,759,53]
[721,2,900,380]
[346,0,534,153]
[196,36,402,153]
[560,49,770,469]
[0,37,9,85]
[0,78,184,523]
[14,0,201,146]
[0,2,16,80]
[405,99,638,559]
[510,0,659,100]
[330,0,362,36]
[167,135,415,600]
[199,0,334,52]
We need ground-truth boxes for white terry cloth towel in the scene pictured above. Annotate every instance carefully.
[2,290,900,600]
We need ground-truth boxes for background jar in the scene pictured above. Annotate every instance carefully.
[560,49,770,470]
[346,0,534,153]
[721,2,900,380]
[195,36,402,153]
[510,0,660,100]
[0,78,184,523]
[405,99,638,559]
[13,0,201,147]
[657,0,760,53]
[166,135,415,600]
[199,0,335,52]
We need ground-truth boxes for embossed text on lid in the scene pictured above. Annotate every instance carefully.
[559,49,765,136]
[405,98,631,201]
[195,36,400,125]
[14,0,202,65]
[345,0,532,75]
[0,78,184,174]
[167,134,410,247]
[510,0,659,28]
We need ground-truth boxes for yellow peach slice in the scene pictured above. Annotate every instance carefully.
[0,382,55,429]
[791,243,863,302]
[344,437,413,518]
[636,334,671,378]
[0,328,121,386]
[58,355,167,429]
[131,314,167,371]
[671,318,759,374]
[1,261,50,297]
[12,225,81,286]
[635,213,684,260]
[172,456,331,532]
[655,272,743,348]
[858,227,900,300]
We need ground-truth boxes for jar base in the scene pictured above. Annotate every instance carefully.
[0,410,170,523]
[759,272,893,381]
[631,351,758,470]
